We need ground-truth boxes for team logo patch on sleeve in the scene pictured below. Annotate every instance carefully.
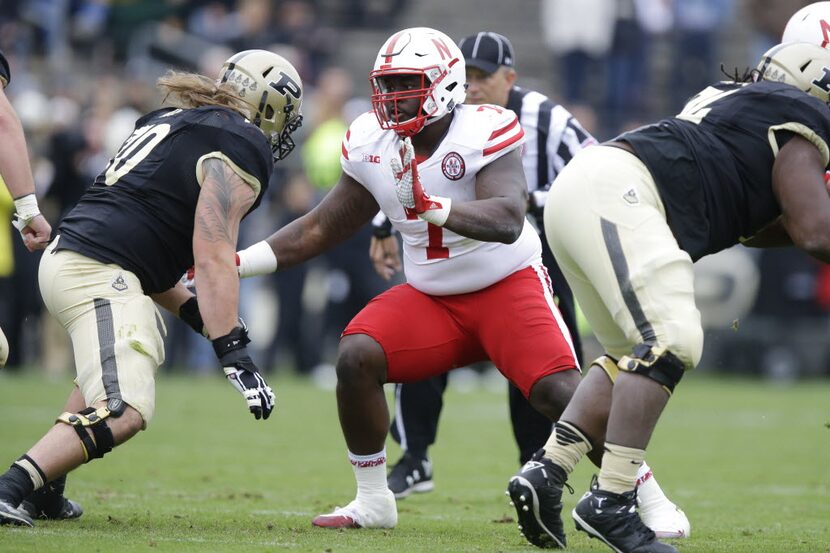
[441,152,465,180]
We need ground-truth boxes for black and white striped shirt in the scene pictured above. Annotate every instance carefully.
[506,86,595,226]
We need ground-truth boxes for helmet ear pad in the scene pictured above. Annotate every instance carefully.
[369,27,467,137]
[219,50,304,160]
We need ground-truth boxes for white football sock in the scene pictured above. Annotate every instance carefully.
[349,449,389,496]
[636,461,654,487]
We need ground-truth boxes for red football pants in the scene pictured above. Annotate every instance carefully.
[342,265,578,397]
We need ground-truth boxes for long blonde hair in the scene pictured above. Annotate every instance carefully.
[157,71,251,118]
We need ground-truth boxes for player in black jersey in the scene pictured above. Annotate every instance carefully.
[507,42,830,553]
[0,50,303,528]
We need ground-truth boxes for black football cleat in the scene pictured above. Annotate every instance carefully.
[0,499,33,527]
[19,476,83,521]
[387,453,434,499]
[19,495,83,520]
[507,450,570,548]
[572,476,677,553]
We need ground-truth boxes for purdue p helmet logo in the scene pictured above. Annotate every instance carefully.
[758,42,830,103]
[812,66,830,97]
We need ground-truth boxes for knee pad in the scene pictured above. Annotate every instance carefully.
[591,355,620,384]
[57,398,126,462]
[618,344,686,395]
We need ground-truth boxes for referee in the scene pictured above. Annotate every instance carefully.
[370,31,595,496]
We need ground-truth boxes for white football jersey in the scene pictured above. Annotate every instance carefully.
[342,104,542,295]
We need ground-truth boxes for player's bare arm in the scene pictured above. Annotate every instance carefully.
[263,172,379,269]
[442,148,528,243]
[193,157,256,338]
[0,84,51,250]
[772,134,830,262]
[149,281,194,314]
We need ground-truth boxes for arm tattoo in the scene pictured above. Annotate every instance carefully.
[196,158,256,245]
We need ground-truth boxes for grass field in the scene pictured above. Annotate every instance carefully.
[0,371,828,552]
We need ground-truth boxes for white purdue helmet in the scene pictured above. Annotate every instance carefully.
[219,50,303,160]
[369,27,467,137]
[757,42,830,102]
[783,2,830,47]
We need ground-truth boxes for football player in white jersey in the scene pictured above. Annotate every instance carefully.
[783,2,830,47]
[369,31,690,541]
[233,27,585,536]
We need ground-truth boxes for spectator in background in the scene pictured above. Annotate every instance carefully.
[338,0,410,28]
[105,0,186,61]
[299,66,388,378]
[668,0,733,112]
[540,0,616,110]
[231,0,279,52]
[604,0,672,135]
[748,1,812,59]
[271,0,336,86]
[260,170,324,375]
[604,0,650,134]
[186,1,242,46]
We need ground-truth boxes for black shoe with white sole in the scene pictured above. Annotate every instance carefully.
[507,450,570,549]
[19,475,83,521]
[387,453,434,499]
[0,499,33,527]
[572,476,677,553]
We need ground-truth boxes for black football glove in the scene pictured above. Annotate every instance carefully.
[179,296,209,337]
[212,326,275,420]
[179,296,247,340]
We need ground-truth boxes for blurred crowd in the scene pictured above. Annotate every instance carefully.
[1,0,829,380]
[0,0,399,380]
[538,0,815,139]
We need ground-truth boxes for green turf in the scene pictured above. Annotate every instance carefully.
[0,371,828,552]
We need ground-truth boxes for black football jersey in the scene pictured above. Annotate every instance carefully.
[618,80,830,261]
[57,106,272,293]
[0,49,9,87]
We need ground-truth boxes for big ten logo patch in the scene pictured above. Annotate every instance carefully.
[441,152,465,180]
[362,154,381,164]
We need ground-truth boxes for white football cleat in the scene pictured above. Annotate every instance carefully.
[637,472,690,539]
[312,491,397,529]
